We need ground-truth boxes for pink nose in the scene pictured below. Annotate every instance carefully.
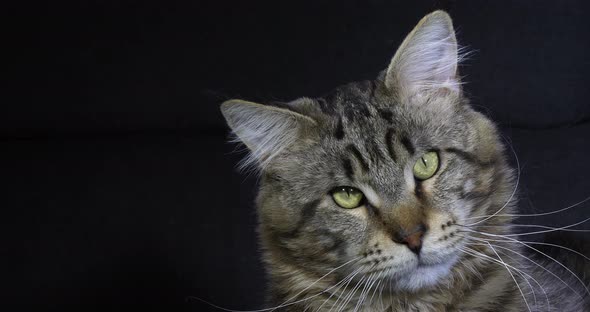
[393,224,426,255]
[402,231,424,255]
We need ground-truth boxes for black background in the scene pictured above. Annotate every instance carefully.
[5,0,590,311]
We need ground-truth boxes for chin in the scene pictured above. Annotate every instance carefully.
[391,253,459,292]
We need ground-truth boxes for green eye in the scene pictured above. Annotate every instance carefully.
[332,187,364,209]
[413,151,439,180]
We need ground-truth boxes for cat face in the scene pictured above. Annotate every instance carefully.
[221,11,514,293]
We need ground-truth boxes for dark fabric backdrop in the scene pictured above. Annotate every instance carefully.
[4,1,590,311]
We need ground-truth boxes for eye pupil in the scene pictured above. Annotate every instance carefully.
[413,151,439,180]
[331,186,364,209]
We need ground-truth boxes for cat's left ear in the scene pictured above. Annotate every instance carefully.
[385,11,459,99]
[221,99,317,170]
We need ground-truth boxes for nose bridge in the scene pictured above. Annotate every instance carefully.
[385,199,424,234]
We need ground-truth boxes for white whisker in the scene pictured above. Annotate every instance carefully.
[464,195,590,220]
[484,243,532,312]
[467,138,520,226]
[463,230,590,299]
[315,267,364,312]
[378,268,391,311]
[473,238,590,262]
[269,257,362,312]
[353,272,376,312]
[328,267,365,312]
[336,275,367,312]
[468,223,590,231]
[467,240,551,310]
[460,216,590,237]
[367,271,385,308]
[465,235,583,301]
[189,257,362,312]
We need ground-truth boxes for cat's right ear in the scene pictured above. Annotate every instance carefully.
[220,99,317,170]
[384,11,460,99]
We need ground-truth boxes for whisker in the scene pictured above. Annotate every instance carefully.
[330,266,366,311]
[492,248,543,310]
[467,138,520,226]
[463,231,590,299]
[363,269,387,309]
[461,247,535,311]
[457,257,483,282]
[467,240,551,311]
[269,256,362,312]
[352,273,371,312]
[188,256,362,312]
[378,267,391,311]
[353,272,376,312]
[327,267,365,312]
[336,275,367,312]
[465,236,582,303]
[367,270,385,308]
[467,223,587,229]
[482,243,532,312]
[315,267,364,312]
[472,238,590,262]
[459,216,590,237]
[464,195,590,220]
[360,273,380,310]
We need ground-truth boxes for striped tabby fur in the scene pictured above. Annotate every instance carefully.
[221,11,589,312]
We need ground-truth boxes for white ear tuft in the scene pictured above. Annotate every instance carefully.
[220,99,316,171]
[385,11,460,98]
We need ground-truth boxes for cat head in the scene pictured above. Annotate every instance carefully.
[221,11,515,292]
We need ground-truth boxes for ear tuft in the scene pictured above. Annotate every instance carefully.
[220,99,316,171]
[385,10,461,98]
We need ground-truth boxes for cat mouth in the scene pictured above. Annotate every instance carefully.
[417,252,460,270]
[369,256,457,292]
[418,254,448,266]
[417,260,439,267]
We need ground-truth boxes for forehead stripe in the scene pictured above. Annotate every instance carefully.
[401,135,415,155]
[385,128,397,162]
[334,117,345,140]
[365,139,385,164]
[342,158,354,180]
[346,144,369,172]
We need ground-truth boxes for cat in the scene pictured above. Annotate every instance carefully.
[220,10,590,312]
